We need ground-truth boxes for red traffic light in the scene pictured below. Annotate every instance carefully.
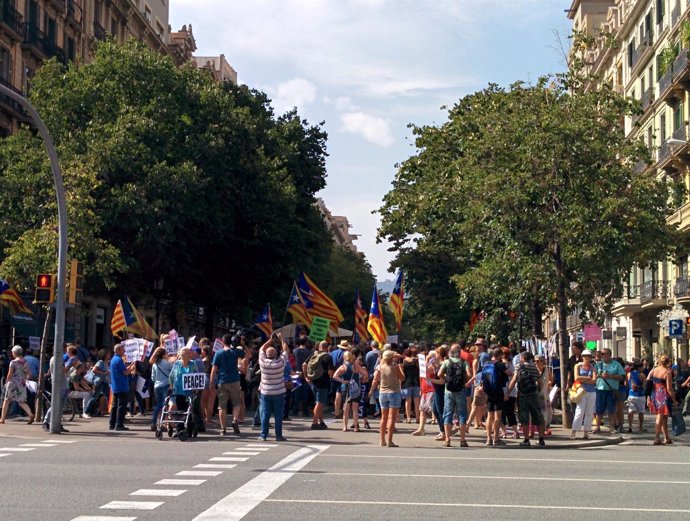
[36,274,52,288]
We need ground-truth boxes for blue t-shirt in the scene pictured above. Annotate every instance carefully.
[212,348,245,384]
[170,360,199,397]
[628,370,644,398]
[110,354,129,393]
[330,348,344,370]
[365,350,380,375]
[24,355,39,379]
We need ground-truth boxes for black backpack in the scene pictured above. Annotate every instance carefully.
[445,360,465,392]
[517,365,538,395]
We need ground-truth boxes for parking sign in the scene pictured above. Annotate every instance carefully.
[669,319,683,338]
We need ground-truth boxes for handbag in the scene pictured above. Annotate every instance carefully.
[84,369,95,384]
[569,383,586,404]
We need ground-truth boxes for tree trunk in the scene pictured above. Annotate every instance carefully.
[554,241,571,429]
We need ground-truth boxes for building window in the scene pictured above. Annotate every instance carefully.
[628,41,634,68]
[674,103,683,131]
[66,36,75,62]
[661,113,667,141]
[679,256,688,279]
[647,126,653,149]
[656,0,665,25]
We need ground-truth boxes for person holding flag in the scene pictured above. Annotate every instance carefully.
[388,271,404,332]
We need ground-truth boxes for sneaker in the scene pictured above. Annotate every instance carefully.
[258,435,267,441]
[114,426,130,431]
[276,436,288,442]
[42,423,49,432]
[232,422,240,435]
[310,423,320,430]
[520,439,531,447]
[460,441,469,448]
[387,441,399,448]
[538,437,545,447]
[283,417,292,422]
[318,421,328,430]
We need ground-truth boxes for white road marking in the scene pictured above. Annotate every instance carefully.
[176,470,223,477]
[235,447,270,451]
[195,464,237,469]
[44,439,77,443]
[71,517,137,521]
[20,443,58,447]
[131,489,187,497]
[100,501,163,510]
[154,479,206,486]
[313,471,690,485]
[222,451,260,456]
[0,454,10,458]
[265,499,690,513]
[192,444,329,521]
[323,454,690,466]
[0,447,35,452]
[209,457,248,462]
[245,444,277,448]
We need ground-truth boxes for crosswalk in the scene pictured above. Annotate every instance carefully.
[71,442,281,521]
[0,439,76,459]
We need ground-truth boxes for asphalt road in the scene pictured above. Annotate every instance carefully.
[0,416,688,521]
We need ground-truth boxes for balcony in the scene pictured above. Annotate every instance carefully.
[66,0,82,29]
[640,86,654,112]
[612,284,641,316]
[21,23,66,64]
[658,139,673,168]
[673,50,690,82]
[632,34,653,70]
[93,21,106,42]
[0,76,25,119]
[674,277,690,301]
[0,1,22,40]
[640,280,671,309]
[658,64,674,103]
[672,3,681,29]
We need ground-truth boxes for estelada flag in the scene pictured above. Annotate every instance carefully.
[353,288,368,345]
[297,272,343,326]
[0,279,32,315]
[287,282,312,326]
[388,271,404,332]
[254,303,273,340]
[367,288,388,345]
[111,296,156,340]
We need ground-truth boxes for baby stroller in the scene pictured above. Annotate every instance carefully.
[155,392,198,441]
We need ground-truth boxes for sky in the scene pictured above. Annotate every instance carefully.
[170,0,572,282]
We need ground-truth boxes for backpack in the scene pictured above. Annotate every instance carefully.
[445,360,465,392]
[517,365,538,395]
[306,352,327,380]
[481,362,499,394]
[348,378,361,400]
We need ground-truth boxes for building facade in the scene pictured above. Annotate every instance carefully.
[567,0,690,361]
[315,199,360,253]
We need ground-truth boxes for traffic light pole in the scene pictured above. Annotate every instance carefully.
[0,85,68,434]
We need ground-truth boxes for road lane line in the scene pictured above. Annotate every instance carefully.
[311,471,690,485]
[264,499,690,513]
[100,501,163,510]
[155,479,206,486]
[0,447,35,452]
[322,454,690,466]
[176,471,223,477]
[44,439,77,443]
[72,516,136,521]
[195,464,237,469]
[20,443,58,447]
[245,444,277,448]
[192,444,329,521]
[222,451,260,456]
[209,457,248,462]
[131,489,187,497]
[0,454,10,458]
[235,447,271,451]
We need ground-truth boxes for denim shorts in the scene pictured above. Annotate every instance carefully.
[443,391,468,425]
[401,386,421,399]
[379,392,402,410]
[311,385,329,405]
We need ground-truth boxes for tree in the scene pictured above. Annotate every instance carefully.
[378,47,681,426]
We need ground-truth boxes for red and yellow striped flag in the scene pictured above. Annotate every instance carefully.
[367,288,388,345]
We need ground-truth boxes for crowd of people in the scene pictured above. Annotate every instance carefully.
[1,331,689,447]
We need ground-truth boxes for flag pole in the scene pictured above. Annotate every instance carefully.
[280,283,294,329]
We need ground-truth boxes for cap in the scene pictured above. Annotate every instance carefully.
[581,350,593,357]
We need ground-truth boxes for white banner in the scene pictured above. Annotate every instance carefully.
[212,338,223,353]
[182,373,207,391]
[123,339,142,362]
[165,338,178,355]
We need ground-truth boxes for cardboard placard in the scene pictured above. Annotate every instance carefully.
[165,338,178,355]
[308,316,330,342]
[29,336,41,350]
[123,338,143,362]
[418,353,427,380]
[182,373,207,391]
[212,338,224,353]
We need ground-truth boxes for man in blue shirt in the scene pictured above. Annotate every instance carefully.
[109,343,136,431]
[210,333,245,436]
[594,348,625,434]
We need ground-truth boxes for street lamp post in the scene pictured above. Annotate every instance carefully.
[0,85,68,434]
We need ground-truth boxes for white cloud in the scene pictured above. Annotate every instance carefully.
[341,112,394,148]
[269,78,317,114]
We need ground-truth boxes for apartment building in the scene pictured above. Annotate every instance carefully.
[193,54,238,84]
[0,0,197,136]
[567,0,690,361]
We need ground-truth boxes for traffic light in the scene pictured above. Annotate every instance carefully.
[68,259,83,305]
[34,273,55,304]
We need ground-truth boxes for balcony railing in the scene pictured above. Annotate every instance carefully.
[614,284,640,300]
[22,22,66,64]
[673,123,687,142]
[672,3,681,29]
[0,1,22,39]
[673,50,690,81]
[658,139,673,165]
[640,280,670,300]
[66,0,82,26]
[674,277,689,298]
[93,21,106,41]
[640,87,654,111]
[659,63,674,99]
[0,75,23,115]
[632,34,653,69]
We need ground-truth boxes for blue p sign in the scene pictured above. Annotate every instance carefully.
[669,319,683,338]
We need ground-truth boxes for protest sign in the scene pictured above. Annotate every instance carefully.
[177,336,185,350]
[123,338,143,362]
[308,316,330,342]
[165,338,178,355]
[29,336,40,350]
[136,376,150,399]
[182,373,207,391]
[186,335,199,351]
[212,338,224,353]
[418,353,427,381]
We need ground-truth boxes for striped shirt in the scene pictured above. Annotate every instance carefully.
[259,350,287,396]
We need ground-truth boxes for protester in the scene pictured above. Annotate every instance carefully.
[535,354,553,431]
[68,362,94,417]
[626,360,647,433]
[303,340,334,430]
[401,346,421,423]
[166,346,201,434]
[291,337,313,417]
[593,348,625,434]
[333,350,367,432]
[330,340,349,418]
[365,341,382,417]
[509,351,545,447]
[430,345,448,441]
[85,349,111,417]
[369,349,404,447]
[150,346,172,431]
[474,347,509,446]
[500,347,518,439]
[0,346,34,424]
[199,341,215,425]
[438,344,471,448]
[570,349,597,440]
[109,343,137,431]
[412,348,437,436]
[459,339,475,413]
[236,335,251,423]
[467,338,489,431]
[355,353,372,430]
[257,332,289,442]
[566,341,584,427]
[210,333,245,436]
[648,354,676,445]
